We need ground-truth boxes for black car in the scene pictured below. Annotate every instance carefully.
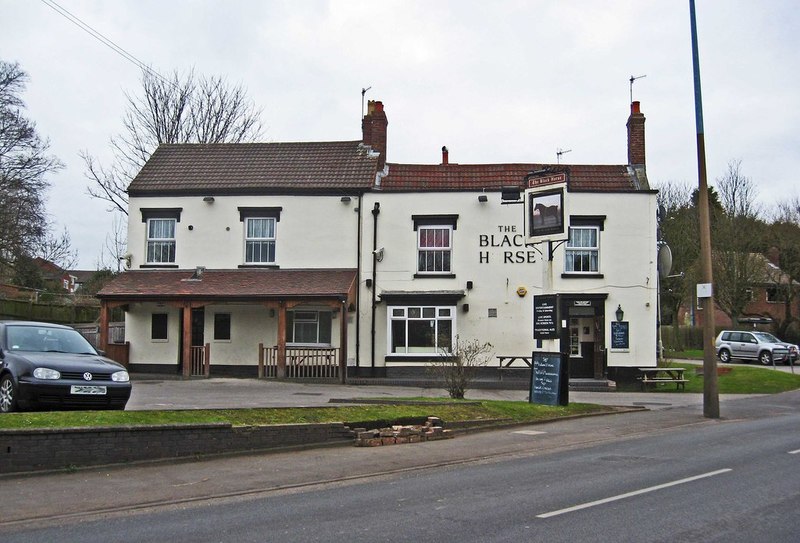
[0,321,131,412]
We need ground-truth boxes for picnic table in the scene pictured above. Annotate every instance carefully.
[497,355,532,380]
[637,367,687,391]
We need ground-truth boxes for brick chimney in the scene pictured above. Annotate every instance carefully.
[441,146,449,165]
[362,100,388,170]
[627,101,646,167]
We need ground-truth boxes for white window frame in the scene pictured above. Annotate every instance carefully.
[387,305,456,355]
[244,217,276,264]
[565,226,599,273]
[146,218,176,264]
[417,225,453,274]
[287,310,332,346]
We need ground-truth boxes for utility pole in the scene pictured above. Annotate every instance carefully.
[689,0,719,418]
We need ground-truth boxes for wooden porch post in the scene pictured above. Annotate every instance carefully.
[277,302,287,378]
[182,302,192,377]
[339,300,348,384]
[99,301,109,352]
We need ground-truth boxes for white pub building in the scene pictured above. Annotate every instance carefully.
[98,100,658,383]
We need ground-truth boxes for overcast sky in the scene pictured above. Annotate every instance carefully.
[3,0,799,269]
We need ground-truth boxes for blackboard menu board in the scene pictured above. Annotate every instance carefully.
[611,321,629,349]
[533,295,559,339]
[530,352,563,406]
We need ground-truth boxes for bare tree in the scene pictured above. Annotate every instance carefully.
[427,336,493,399]
[0,60,63,275]
[36,226,78,270]
[711,160,767,325]
[655,180,697,330]
[766,192,800,339]
[95,215,128,272]
[84,67,263,216]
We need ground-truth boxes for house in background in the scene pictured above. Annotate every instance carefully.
[682,251,800,329]
[98,100,658,382]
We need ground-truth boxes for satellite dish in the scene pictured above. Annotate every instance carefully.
[657,243,673,279]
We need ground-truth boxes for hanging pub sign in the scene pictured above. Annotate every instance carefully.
[533,294,559,339]
[528,187,565,237]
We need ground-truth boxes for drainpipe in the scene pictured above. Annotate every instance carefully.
[355,194,363,374]
[371,202,380,375]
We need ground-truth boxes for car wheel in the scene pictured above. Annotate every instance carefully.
[0,375,18,413]
[759,351,772,366]
[718,349,731,363]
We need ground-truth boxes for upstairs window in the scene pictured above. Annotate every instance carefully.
[146,218,176,264]
[239,207,282,266]
[245,217,276,264]
[412,214,458,277]
[565,226,599,273]
[141,208,181,266]
[418,226,452,274]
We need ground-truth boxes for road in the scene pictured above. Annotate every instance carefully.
[2,389,798,542]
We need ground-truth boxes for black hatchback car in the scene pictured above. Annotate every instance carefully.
[0,321,131,412]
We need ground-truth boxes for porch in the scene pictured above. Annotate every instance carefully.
[96,268,357,382]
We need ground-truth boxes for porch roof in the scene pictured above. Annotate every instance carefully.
[97,268,357,302]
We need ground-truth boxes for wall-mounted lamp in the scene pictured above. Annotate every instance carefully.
[466,281,473,290]
[615,304,624,322]
[203,196,215,203]
[462,303,470,313]
[340,196,352,204]
[477,194,488,203]
[365,278,373,288]
[373,247,384,262]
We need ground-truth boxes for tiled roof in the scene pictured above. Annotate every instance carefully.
[97,269,357,300]
[380,163,641,192]
[128,141,379,195]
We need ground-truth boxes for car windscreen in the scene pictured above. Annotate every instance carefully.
[6,326,97,354]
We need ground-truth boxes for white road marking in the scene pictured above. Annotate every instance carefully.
[536,468,732,519]
[513,430,547,436]
[789,449,800,455]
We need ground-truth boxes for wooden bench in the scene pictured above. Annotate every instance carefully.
[637,367,687,391]
[497,355,532,380]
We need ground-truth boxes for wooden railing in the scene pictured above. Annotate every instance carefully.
[259,344,339,379]
[191,343,210,377]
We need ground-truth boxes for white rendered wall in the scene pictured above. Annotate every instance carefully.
[127,194,360,270]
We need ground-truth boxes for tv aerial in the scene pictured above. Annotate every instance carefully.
[629,74,647,102]
[556,148,572,164]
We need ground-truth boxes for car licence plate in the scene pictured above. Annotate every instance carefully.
[70,385,107,395]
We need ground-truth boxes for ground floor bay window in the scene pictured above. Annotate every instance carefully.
[388,306,455,355]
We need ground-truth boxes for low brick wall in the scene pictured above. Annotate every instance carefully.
[0,422,354,475]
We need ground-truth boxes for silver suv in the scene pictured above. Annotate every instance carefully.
[715,330,797,365]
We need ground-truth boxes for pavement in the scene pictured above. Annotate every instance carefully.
[2,368,784,531]
[123,374,750,411]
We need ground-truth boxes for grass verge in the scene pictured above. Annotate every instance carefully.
[0,400,611,430]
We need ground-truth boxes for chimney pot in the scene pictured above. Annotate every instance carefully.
[631,101,641,114]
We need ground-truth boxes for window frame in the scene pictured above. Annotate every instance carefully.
[416,225,453,275]
[412,214,458,278]
[386,305,456,357]
[564,226,600,275]
[238,207,282,267]
[286,309,332,346]
[213,313,231,342]
[145,217,177,265]
[244,216,277,265]
[151,313,169,342]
